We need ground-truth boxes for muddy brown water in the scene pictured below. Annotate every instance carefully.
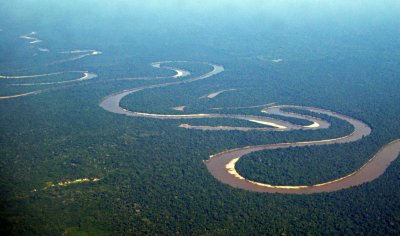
[100,61,400,194]
[204,107,399,194]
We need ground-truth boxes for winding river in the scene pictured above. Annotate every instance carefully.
[2,32,399,193]
[0,71,97,99]
[100,61,400,194]
[2,38,399,194]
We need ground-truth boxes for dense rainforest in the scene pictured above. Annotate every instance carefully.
[1,1,400,235]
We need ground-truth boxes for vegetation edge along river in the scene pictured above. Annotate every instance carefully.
[99,61,400,194]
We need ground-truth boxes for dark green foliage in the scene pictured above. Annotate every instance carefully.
[1,2,400,235]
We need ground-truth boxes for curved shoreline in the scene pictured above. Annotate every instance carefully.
[0,34,101,100]
[100,63,328,132]
[206,139,400,194]
[9,71,97,86]
[0,72,97,99]
[99,61,400,194]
